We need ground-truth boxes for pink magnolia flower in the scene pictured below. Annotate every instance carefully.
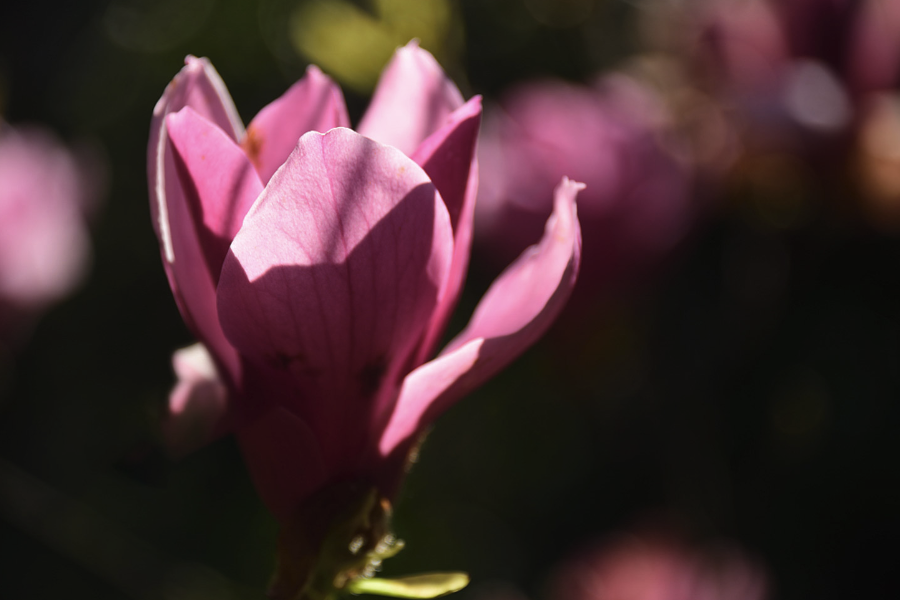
[0,124,96,342]
[149,42,581,597]
[477,74,690,302]
[549,533,769,600]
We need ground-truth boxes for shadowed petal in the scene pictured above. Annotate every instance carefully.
[166,107,264,285]
[163,343,229,458]
[357,41,464,156]
[148,56,244,385]
[243,65,351,184]
[410,96,482,362]
[217,128,453,468]
[237,407,329,522]
[378,178,583,461]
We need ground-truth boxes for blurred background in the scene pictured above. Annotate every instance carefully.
[2,0,900,598]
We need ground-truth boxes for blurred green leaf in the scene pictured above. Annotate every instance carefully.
[289,0,456,93]
[346,572,469,598]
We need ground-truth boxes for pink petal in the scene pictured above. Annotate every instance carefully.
[0,127,92,309]
[242,65,351,184]
[150,55,245,261]
[148,56,244,385]
[151,56,244,148]
[409,96,483,362]
[165,107,264,285]
[371,337,485,496]
[236,407,328,522]
[357,40,465,156]
[163,343,229,458]
[847,0,900,94]
[217,128,453,469]
[378,178,583,461]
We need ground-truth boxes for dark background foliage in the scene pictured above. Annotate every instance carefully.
[1,1,899,599]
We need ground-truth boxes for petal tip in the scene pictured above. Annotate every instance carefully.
[305,63,325,78]
[554,177,586,229]
[559,176,587,193]
[397,39,439,67]
[552,178,584,228]
[460,95,483,116]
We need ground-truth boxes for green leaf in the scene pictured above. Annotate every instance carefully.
[346,572,469,598]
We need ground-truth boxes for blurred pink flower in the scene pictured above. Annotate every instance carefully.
[0,124,96,340]
[781,0,900,97]
[477,75,691,300]
[148,42,581,582]
[550,533,769,600]
[688,0,900,140]
[639,0,900,229]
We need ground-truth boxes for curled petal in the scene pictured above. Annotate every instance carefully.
[357,41,464,156]
[217,128,453,468]
[166,107,264,285]
[172,342,220,390]
[152,56,245,148]
[445,178,582,350]
[149,55,245,262]
[410,96,482,362]
[379,178,583,461]
[148,56,244,384]
[163,343,228,458]
[243,65,351,184]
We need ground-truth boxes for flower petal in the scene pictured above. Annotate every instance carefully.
[166,107,264,285]
[237,407,329,522]
[148,56,244,384]
[357,40,464,156]
[149,55,245,259]
[378,178,583,462]
[847,0,900,94]
[163,343,229,458]
[410,96,482,362]
[217,128,454,469]
[242,65,351,184]
[152,56,244,148]
[0,126,92,309]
